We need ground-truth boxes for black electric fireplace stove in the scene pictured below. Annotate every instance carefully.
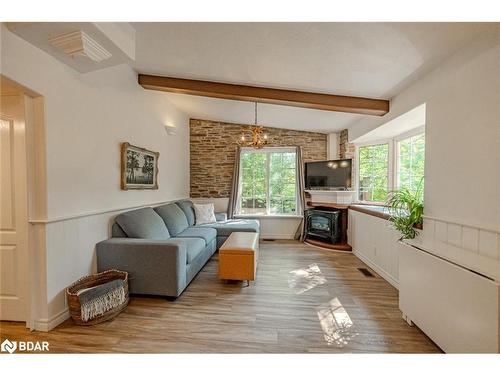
[305,208,341,244]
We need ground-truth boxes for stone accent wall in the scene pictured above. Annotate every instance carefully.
[339,129,355,159]
[190,119,327,198]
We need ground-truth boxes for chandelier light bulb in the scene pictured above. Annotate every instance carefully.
[235,103,269,149]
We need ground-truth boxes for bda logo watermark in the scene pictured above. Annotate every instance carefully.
[1,339,17,354]
[1,338,49,354]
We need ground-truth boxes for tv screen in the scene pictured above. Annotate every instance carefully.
[305,159,352,190]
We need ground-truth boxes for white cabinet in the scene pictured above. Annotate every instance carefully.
[348,209,400,288]
[399,241,500,353]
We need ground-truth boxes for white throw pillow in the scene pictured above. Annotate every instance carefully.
[193,203,217,225]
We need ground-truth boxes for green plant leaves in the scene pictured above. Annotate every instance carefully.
[387,183,424,240]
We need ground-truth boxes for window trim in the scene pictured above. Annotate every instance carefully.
[355,127,425,204]
[395,128,425,192]
[236,146,299,217]
[356,140,393,204]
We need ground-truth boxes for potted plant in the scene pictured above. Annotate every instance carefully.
[386,183,424,240]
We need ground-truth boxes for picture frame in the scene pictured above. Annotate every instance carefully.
[121,142,159,190]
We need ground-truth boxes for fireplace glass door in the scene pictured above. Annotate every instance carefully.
[309,215,331,233]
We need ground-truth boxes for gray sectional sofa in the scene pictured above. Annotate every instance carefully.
[96,200,259,298]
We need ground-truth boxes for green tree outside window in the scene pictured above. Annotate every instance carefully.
[239,150,297,215]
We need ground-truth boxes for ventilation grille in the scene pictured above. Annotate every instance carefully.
[358,268,375,277]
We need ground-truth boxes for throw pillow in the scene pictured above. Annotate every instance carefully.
[193,203,217,225]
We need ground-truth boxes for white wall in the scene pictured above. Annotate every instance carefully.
[326,132,339,159]
[1,25,190,329]
[349,27,500,231]
[348,27,500,285]
[1,26,189,219]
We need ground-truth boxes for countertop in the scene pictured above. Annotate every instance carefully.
[348,204,391,220]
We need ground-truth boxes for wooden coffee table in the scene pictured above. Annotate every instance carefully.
[218,232,259,285]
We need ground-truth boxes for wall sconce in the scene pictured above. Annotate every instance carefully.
[165,125,177,135]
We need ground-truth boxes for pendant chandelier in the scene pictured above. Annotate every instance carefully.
[237,102,268,149]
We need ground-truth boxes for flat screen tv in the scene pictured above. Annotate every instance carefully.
[305,159,352,190]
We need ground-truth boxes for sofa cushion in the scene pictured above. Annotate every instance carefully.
[175,200,196,226]
[215,212,227,222]
[193,203,217,225]
[176,227,217,245]
[154,204,189,237]
[200,219,260,237]
[165,237,206,264]
[111,223,127,238]
[115,208,170,240]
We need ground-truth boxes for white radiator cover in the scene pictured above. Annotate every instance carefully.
[399,242,500,353]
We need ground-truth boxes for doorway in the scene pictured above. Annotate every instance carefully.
[0,84,29,321]
[0,76,44,328]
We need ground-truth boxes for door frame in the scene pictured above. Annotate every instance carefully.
[1,75,47,330]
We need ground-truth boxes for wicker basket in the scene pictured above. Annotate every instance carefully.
[66,269,129,326]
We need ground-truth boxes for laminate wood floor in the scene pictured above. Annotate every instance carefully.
[0,240,440,353]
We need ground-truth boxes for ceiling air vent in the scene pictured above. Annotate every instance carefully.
[49,30,112,62]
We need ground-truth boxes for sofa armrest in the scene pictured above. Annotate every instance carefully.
[215,212,227,222]
[96,238,187,297]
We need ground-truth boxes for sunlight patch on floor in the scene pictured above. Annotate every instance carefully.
[288,263,327,294]
[316,297,358,347]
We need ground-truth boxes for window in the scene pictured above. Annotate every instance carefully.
[237,148,298,216]
[358,143,389,202]
[397,133,425,192]
[356,129,425,203]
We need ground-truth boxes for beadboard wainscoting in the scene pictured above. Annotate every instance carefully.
[409,216,500,282]
[348,209,400,289]
[30,198,188,331]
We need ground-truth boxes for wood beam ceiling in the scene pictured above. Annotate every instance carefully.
[138,74,389,116]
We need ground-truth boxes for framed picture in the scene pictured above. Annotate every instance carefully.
[121,142,159,190]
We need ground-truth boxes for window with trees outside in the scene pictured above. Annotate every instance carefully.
[358,143,389,202]
[397,133,425,192]
[357,130,425,203]
[237,148,298,216]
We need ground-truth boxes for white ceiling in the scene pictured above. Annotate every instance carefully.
[132,22,489,133]
[7,22,489,133]
[353,103,426,143]
[7,22,136,73]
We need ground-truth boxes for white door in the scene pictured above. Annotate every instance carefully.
[0,94,29,321]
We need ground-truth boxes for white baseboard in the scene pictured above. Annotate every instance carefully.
[260,234,296,240]
[33,308,70,332]
[353,249,399,290]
